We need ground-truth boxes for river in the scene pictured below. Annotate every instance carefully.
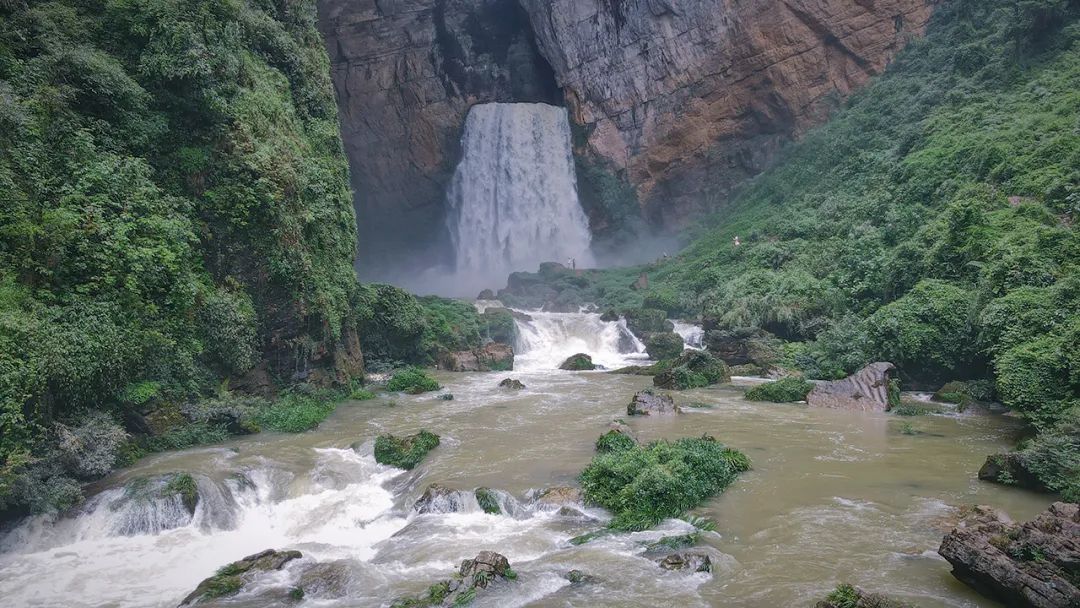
[0,312,1051,607]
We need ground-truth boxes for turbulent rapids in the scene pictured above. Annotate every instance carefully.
[0,310,1052,608]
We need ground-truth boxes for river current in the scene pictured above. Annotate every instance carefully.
[0,312,1051,608]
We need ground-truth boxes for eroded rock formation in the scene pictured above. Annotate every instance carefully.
[318,0,934,269]
[806,362,897,412]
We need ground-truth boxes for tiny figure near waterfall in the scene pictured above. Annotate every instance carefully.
[733,235,741,247]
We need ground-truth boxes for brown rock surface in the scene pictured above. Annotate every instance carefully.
[938,503,1080,608]
[806,362,896,412]
[438,342,514,371]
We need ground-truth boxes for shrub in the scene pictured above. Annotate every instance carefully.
[386,367,440,394]
[595,430,636,454]
[53,410,128,479]
[995,335,1073,429]
[1021,415,1080,501]
[744,377,814,403]
[579,435,750,531]
[254,392,338,433]
[355,284,427,366]
[349,388,377,400]
[374,430,440,470]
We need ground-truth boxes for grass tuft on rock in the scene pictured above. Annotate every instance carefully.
[374,430,441,470]
[386,367,441,394]
[580,435,750,531]
[596,430,637,454]
[745,377,814,402]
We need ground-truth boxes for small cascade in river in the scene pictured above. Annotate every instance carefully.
[512,310,647,371]
[672,320,705,350]
[446,103,594,295]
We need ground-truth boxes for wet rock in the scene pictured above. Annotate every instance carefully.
[115,474,201,536]
[653,350,731,390]
[624,308,674,337]
[534,486,582,507]
[474,488,501,514]
[655,552,712,573]
[703,327,781,366]
[477,289,496,300]
[296,561,351,599]
[978,453,1048,493]
[373,430,440,470]
[180,549,302,605]
[815,584,914,608]
[806,362,897,412]
[644,331,685,361]
[437,393,454,401]
[565,569,598,585]
[480,308,517,345]
[559,353,596,371]
[414,484,469,514]
[628,390,680,416]
[498,378,526,390]
[644,534,700,555]
[599,310,620,322]
[390,552,515,608]
[938,502,1080,608]
[437,342,514,372]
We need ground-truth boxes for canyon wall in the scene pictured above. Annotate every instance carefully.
[318,0,934,273]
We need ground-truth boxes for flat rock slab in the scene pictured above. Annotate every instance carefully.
[806,362,896,412]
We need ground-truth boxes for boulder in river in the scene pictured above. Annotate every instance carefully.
[814,583,914,608]
[389,551,515,608]
[938,502,1080,608]
[655,552,712,573]
[180,549,302,605]
[373,430,440,470]
[498,378,526,390]
[806,362,897,412]
[559,353,596,371]
[627,389,680,416]
[414,483,469,514]
[534,486,583,507]
[437,342,514,372]
[644,331,685,361]
[624,308,674,336]
[978,453,1048,493]
[702,326,781,366]
[295,560,351,599]
[565,569,599,585]
[653,350,730,390]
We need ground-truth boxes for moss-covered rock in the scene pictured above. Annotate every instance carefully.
[389,551,515,608]
[644,332,685,361]
[373,430,440,470]
[745,377,814,403]
[559,353,596,371]
[579,434,750,531]
[474,488,501,514]
[180,549,302,605]
[498,378,526,390]
[386,368,441,394]
[624,308,674,337]
[653,351,730,390]
[815,583,914,608]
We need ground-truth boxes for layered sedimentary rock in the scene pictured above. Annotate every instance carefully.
[318,0,933,264]
[806,362,897,411]
[522,0,934,227]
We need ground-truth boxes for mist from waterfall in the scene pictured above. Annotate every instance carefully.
[445,103,594,296]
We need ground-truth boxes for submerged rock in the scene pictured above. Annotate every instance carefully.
[295,561,351,599]
[534,486,583,507]
[655,552,712,573]
[390,551,515,607]
[413,484,465,514]
[180,549,302,605]
[565,569,598,585]
[806,362,897,412]
[938,502,1080,608]
[498,378,526,390]
[559,353,596,371]
[628,390,680,416]
[437,342,514,372]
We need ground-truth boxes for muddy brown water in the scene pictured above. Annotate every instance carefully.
[0,369,1051,608]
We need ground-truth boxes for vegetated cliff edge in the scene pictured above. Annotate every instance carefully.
[317,0,933,269]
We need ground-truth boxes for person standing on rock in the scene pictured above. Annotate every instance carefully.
[733,235,741,247]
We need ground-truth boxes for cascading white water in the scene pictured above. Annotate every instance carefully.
[447,103,594,294]
[672,320,704,350]
[513,311,648,371]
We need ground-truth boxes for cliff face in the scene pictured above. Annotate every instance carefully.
[316,0,559,275]
[523,0,935,227]
[318,0,933,269]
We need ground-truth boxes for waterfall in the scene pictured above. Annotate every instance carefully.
[513,311,647,371]
[672,320,704,350]
[446,103,594,294]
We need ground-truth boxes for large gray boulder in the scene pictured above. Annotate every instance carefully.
[627,390,680,416]
[806,362,897,412]
[938,503,1080,608]
[180,549,302,606]
[437,342,514,372]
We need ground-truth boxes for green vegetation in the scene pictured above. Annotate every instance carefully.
[595,430,637,454]
[819,583,914,608]
[579,435,750,531]
[644,332,684,361]
[745,377,814,403]
[653,351,730,390]
[589,0,1080,495]
[373,430,440,470]
[163,473,199,513]
[253,391,338,433]
[386,367,440,394]
[474,488,501,514]
[559,353,596,371]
